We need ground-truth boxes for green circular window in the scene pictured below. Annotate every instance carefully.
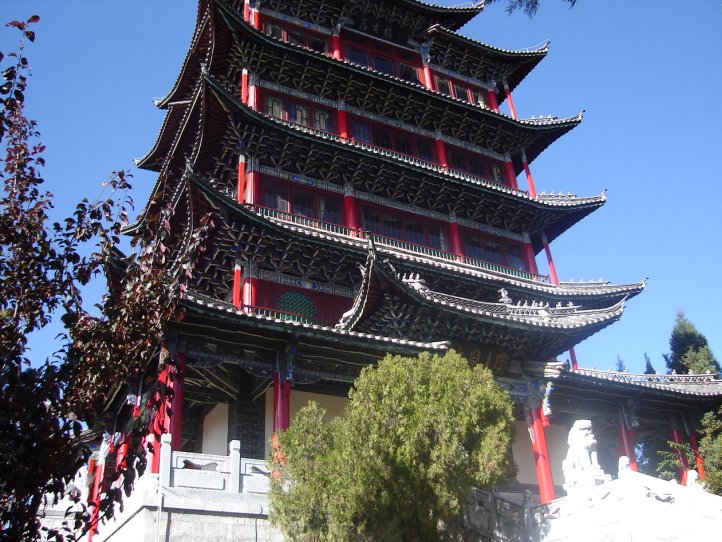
[277,291,317,322]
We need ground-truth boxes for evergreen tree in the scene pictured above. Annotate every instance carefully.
[486,0,577,17]
[643,353,656,375]
[270,351,515,542]
[615,356,627,372]
[664,311,719,374]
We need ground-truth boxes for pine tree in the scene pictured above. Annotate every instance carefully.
[663,310,720,374]
[643,353,656,375]
[615,356,627,372]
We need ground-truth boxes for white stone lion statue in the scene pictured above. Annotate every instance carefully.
[562,419,610,496]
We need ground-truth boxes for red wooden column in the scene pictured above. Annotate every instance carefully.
[687,432,706,480]
[240,68,249,105]
[529,404,556,503]
[502,79,518,120]
[331,27,342,60]
[434,132,448,169]
[150,347,171,474]
[540,230,559,286]
[486,88,499,113]
[521,150,537,199]
[250,0,261,29]
[242,266,257,313]
[245,166,258,205]
[504,158,518,190]
[87,455,104,542]
[670,425,691,485]
[343,183,359,233]
[448,215,464,262]
[170,352,186,451]
[337,102,349,139]
[243,0,251,22]
[247,74,258,111]
[422,65,434,90]
[237,155,246,203]
[233,261,242,308]
[616,420,638,471]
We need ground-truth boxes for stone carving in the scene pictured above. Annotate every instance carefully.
[498,288,512,304]
[562,420,611,496]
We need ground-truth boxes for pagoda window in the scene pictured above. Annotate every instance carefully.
[263,18,328,53]
[435,75,452,96]
[361,205,449,251]
[398,63,420,84]
[463,231,527,271]
[490,162,504,184]
[347,46,369,67]
[313,110,333,132]
[341,31,422,80]
[446,144,510,187]
[262,178,343,226]
[472,89,487,108]
[415,139,434,162]
[373,55,395,76]
[265,95,285,120]
[351,119,373,144]
[263,93,334,132]
[350,115,436,163]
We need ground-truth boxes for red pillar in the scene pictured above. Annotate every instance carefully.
[240,68,249,104]
[541,231,559,286]
[233,262,242,308]
[242,268,256,312]
[503,80,518,120]
[337,106,349,139]
[422,65,434,90]
[170,353,186,451]
[331,32,342,60]
[530,405,556,503]
[568,348,579,370]
[434,136,448,168]
[521,151,537,199]
[616,422,638,471]
[246,168,257,205]
[243,0,251,22]
[343,184,359,232]
[87,457,103,542]
[151,350,171,474]
[687,432,706,480]
[272,372,291,432]
[448,220,464,261]
[486,89,499,113]
[670,427,690,485]
[251,4,261,29]
[237,156,246,203]
[504,159,518,190]
[247,79,257,111]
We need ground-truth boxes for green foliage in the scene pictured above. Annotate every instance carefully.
[664,310,719,374]
[643,353,656,375]
[270,350,515,542]
[486,0,577,17]
[614,356,626,372]
[699,406,722,495]
[655,441,692,482]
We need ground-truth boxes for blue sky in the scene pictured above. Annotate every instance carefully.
[3,1,720,373]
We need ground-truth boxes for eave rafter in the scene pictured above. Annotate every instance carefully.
[340,253,627,359]
[425,25,549,97]
[186,172,643,312]
[215,2,579,166]
[199,75,599,236]
[258,0,481,40]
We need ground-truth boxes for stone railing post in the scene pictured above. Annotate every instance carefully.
[160,433,173,488]
[229,440,241,493]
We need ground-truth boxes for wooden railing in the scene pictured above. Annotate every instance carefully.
[251,205,551,283]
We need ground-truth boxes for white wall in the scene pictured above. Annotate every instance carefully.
[202,402,229,455]
[513,420,568,487]
[264,389,348,455]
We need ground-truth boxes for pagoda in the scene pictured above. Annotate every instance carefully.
[74,1,722,540]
